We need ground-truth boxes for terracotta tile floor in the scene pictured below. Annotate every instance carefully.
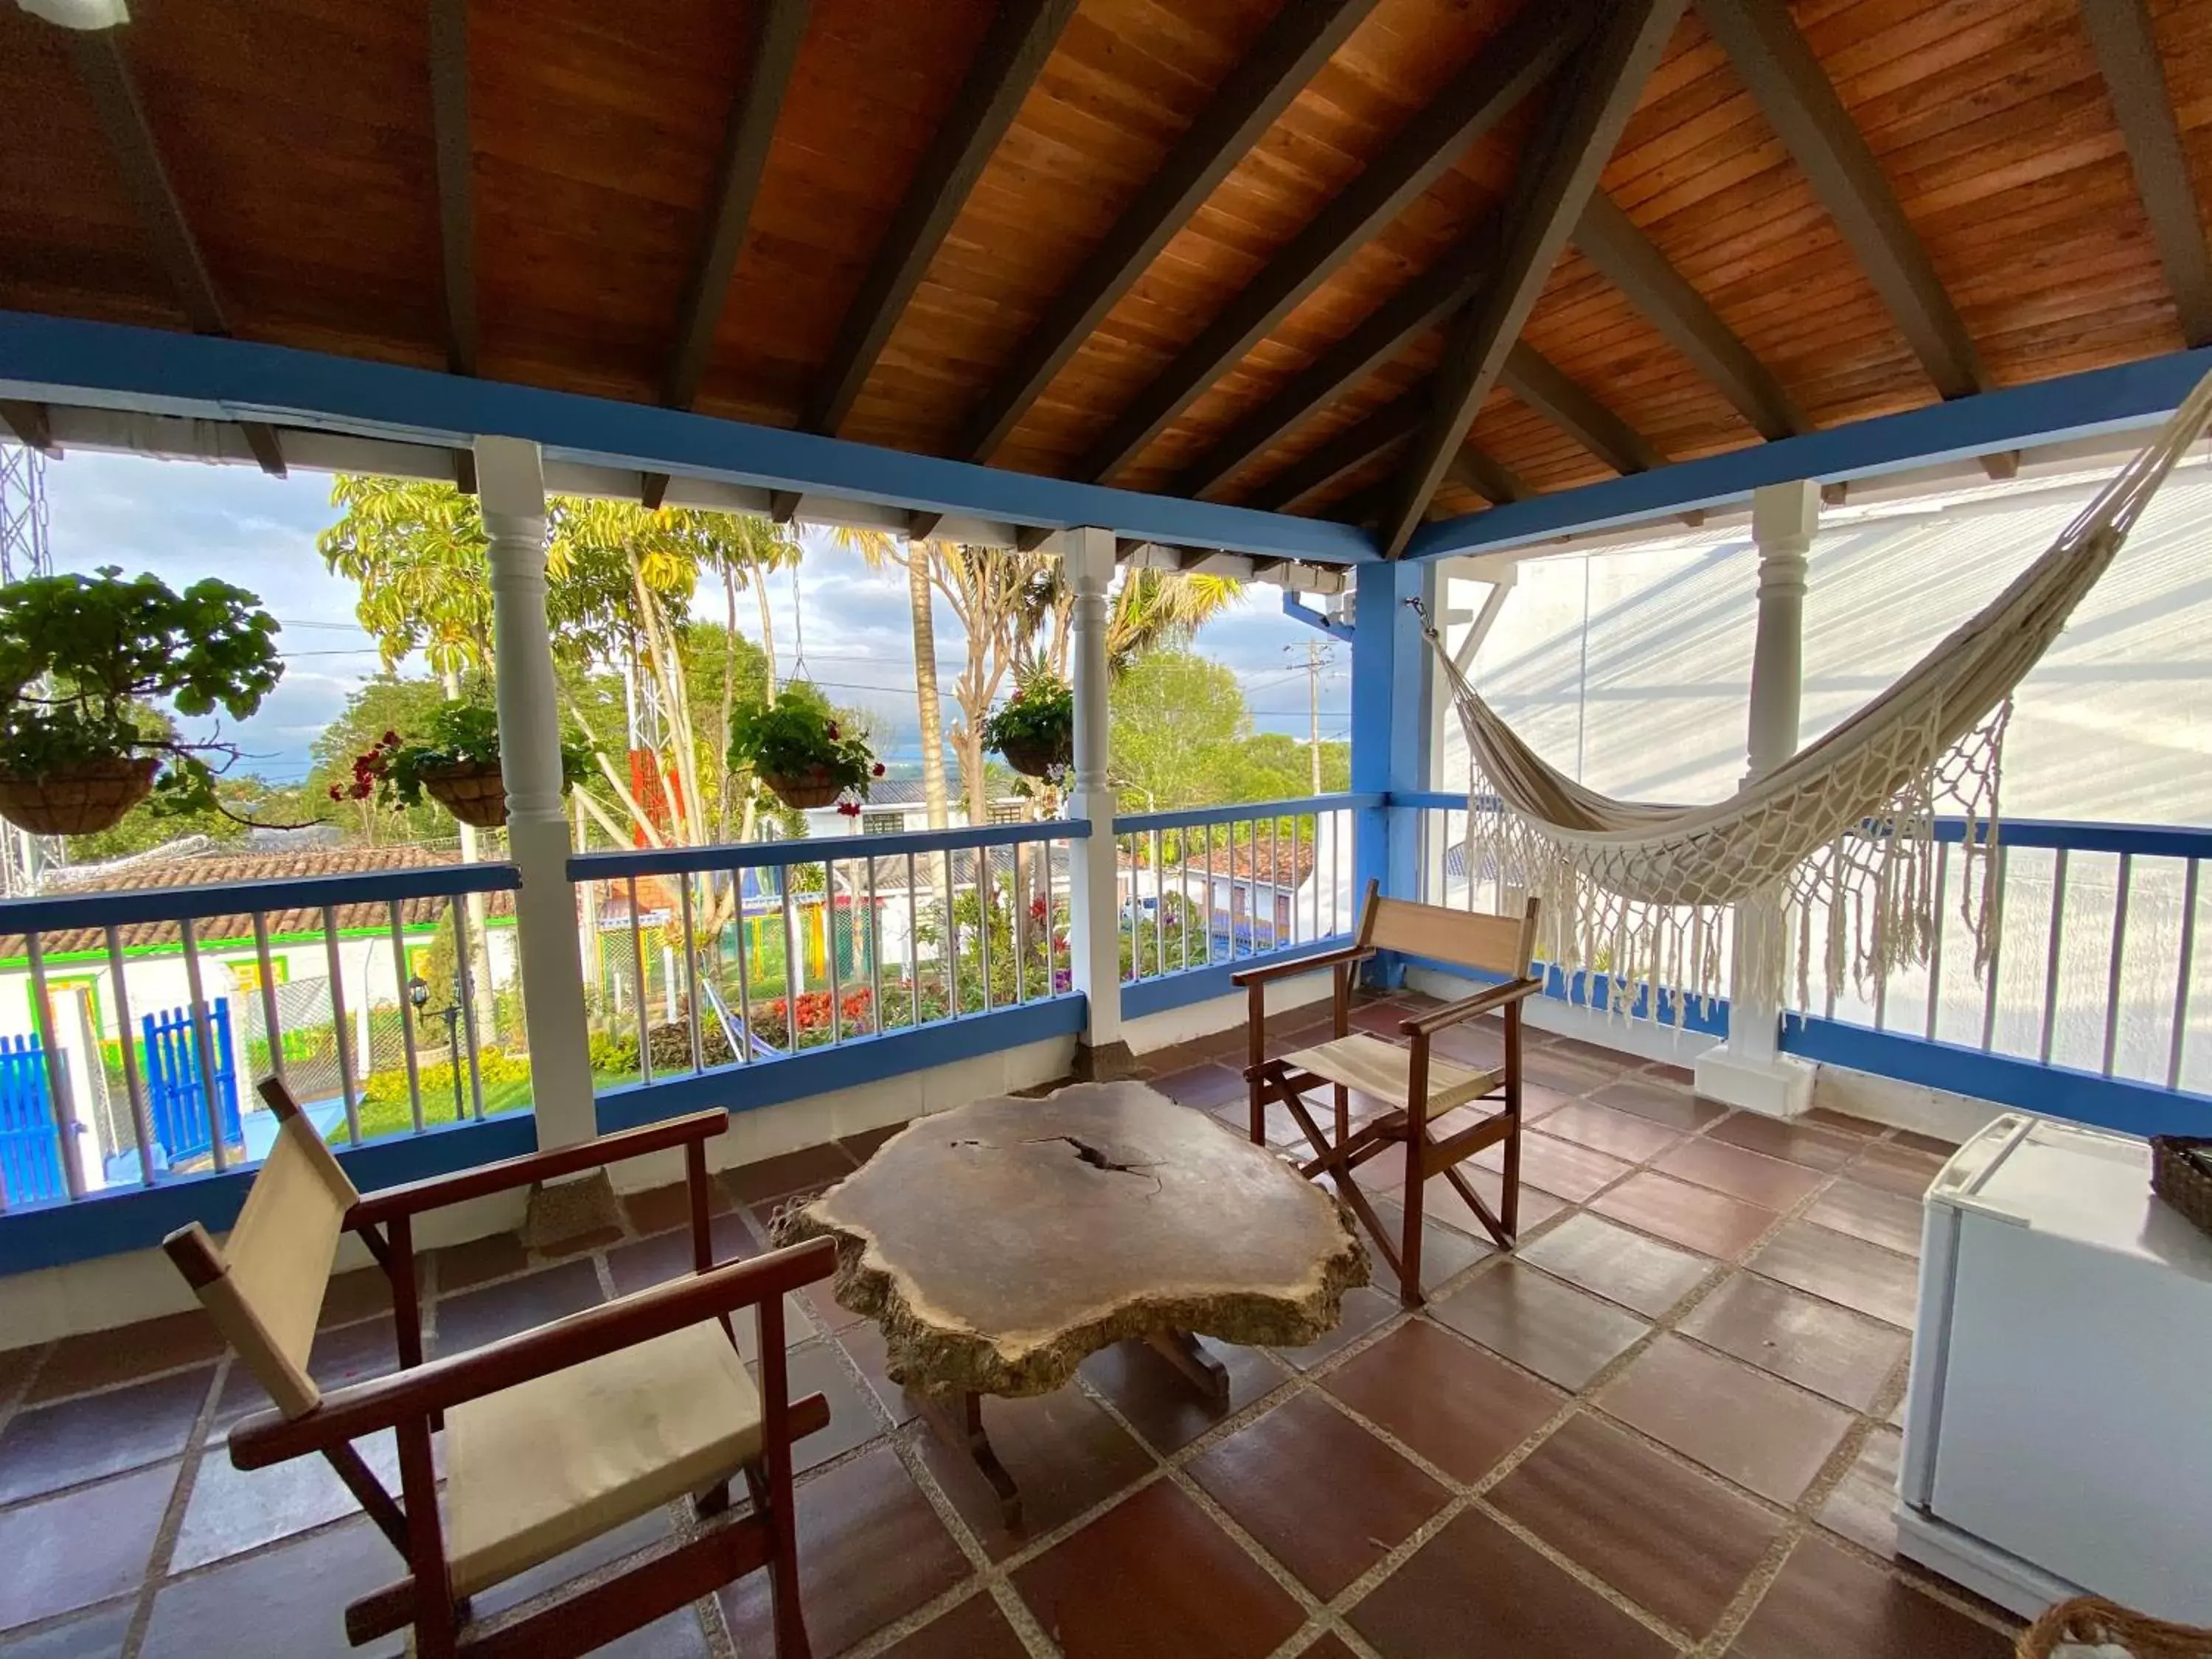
[0,993,2020,1658]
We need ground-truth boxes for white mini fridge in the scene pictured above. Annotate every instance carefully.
[1897,1113,2212,1621]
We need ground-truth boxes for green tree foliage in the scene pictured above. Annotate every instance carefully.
[307,675,462,844]
[1109,650,1349,812]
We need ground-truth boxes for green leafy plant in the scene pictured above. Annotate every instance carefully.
[0,566,284,818]
[344,700,589,809]
[726,683,883,815]
[980,667,1073,782]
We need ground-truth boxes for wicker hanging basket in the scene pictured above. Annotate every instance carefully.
[762,773,843,810]
[2149,1135,2212,1241]
[2017,1596,2212,1658]
[0,756,160,835]
[998,734,1072,780]
[420,761,509,829]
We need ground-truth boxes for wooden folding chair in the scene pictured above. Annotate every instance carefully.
[1236,881,1542,1305]
[164,1079,835,1658]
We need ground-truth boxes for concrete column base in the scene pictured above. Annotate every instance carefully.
[1070,1038,1139,1084]
[1692,1047,1817,1119]
[521,1167,622,1249]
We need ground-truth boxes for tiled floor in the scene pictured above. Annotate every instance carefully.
[0,993,2022,1658]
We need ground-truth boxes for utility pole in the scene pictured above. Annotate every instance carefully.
[1285,639,1335,796]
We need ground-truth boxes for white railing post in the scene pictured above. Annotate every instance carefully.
[1696,478,1820,1116]
[1061,526,1128,1069]
[476,436,598,1152]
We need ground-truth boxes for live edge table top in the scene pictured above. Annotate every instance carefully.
[771,1080,1369,1399]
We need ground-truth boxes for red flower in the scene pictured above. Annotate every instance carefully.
[328,784,344,801]
[872,763,886,777]
[381,729,399,745]
[827,723,840,740]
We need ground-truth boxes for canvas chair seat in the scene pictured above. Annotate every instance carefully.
[444,1320,765,1598]
[1280,1033,1501,1119]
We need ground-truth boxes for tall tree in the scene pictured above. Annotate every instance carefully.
[833,528,953,832]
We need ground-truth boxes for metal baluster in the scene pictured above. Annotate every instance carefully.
[905,852,922,1025]
[1204,823,1215,965]
[1924,841,1949,1040]
[2169,858,2198,1091]
[734,865,756,1062]
[25,932,86,1200]
[2039,848,2070,1065]
[1150,829,1164,981]
[867,854,886,1022]
[450,895,487,1118]
[1045,837,1058,992]
[1871,860,1891,1032]
[2103,852,2132,1077]
[389,901,425,1134]
[1981,844,2008,1051]
[942,849,957,1017]
[1287,816,1301,950]
[250,911,285,1089]
[1247,817,1261,959]
[680,875,704,1073]
[101,925,154,1187]
[978,849,994,1012]
[1012,842,1029,1005]
[320,908,361,1148]
[826,858,845,1040]
[627,877,653,1085]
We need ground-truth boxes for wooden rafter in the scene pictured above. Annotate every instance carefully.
[0,400,57,456]
[1448,446,1529,505]
[804,0,1078,437]
[1251,397,1425,512]
[644,0,812,509]
[70,31,286,478]
[768,490,803,525]
[1075,0,1600,484]
[2079,0,2212,348]
[959,0,1377,462]
[1571,192,1809,439]
[1499,344,1664,475]
[1697,0,1984,401]
[1177,212,1500,498]
[908,512,945,540]
[1380,0,1685,557]
[426,0,476,378]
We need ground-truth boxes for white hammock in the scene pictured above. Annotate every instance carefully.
[1424,366,2212,1020]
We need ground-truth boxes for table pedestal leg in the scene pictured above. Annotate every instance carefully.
[1146,1329,1231,1409]
[917,1388,1021,1529]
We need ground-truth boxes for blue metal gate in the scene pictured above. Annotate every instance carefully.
[0,1033,66,1206]
[143,1001,240,1165]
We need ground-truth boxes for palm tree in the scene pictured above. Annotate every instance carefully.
[833,527,953,832]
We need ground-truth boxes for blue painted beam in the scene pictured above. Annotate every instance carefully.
[0,310,1378,566]
[1405,345,2212,560]
[1122,936,1357,1020]
[0,861,520,935]
[1349,561,1428,987]
[1112,793,1377,835]
[1280,591,1356,641]
[571,818,1082,882]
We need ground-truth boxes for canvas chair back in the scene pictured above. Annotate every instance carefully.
[163,1079,360,1418]
[1357,882,1540,981]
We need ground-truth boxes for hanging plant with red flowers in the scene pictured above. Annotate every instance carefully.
[340,700,589,829]
[727,683,883,814]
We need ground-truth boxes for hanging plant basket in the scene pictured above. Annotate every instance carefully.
[419,760,509,829]
[998,734,1072,781]
[0,756,160,835]
[761,772,844,811]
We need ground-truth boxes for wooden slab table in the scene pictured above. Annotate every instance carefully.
[771,1080,1369,1527]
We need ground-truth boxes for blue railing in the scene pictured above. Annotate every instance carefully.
[0,858,523,1244]
[1401,790,2211,1131]
[568,818,1088,1124]
[1109,794,1374,1017]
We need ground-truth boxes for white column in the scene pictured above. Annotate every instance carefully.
[1062,526,1123,1050]
[1697,479,1820,1116]
[476,436,597,1150]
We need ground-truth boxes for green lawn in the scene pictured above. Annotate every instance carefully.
[333,1075,536,1144]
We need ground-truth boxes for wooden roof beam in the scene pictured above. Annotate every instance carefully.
[1499,343,1665,475]
[1251,397,1424,512]
[2079,0,2212,348]
[1571,192,1810,439]
[1381,0,1685,557]
[1076,0,1601,484]
[644,0,812,509]
[959,0,1377,463]
[69,31,285,478]
[1697,0,1984,401]
[804,0,1077,437]
[0,400,58,456]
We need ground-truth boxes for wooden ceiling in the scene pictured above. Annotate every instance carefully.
[3,0,2208,554]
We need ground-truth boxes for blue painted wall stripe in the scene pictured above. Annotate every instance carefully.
[0,311,1377,566]
[1121,937,1357,1020]
[1407,345,2212,560]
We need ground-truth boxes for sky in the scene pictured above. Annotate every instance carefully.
[31,449,1352,785]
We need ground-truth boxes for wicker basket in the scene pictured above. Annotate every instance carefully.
[2150,1135,2212,1241]
[762,773,842,810]
[420,761,509,829]
[998,734,1071,780]
[0,756,160,835]
[2018,1595,2212,1657]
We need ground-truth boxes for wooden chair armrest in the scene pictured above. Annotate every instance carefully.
[1229,945,1374,988]
[1399,975,1544,1037]
[347,1109,730,1227]
[230,1234,835,1470]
